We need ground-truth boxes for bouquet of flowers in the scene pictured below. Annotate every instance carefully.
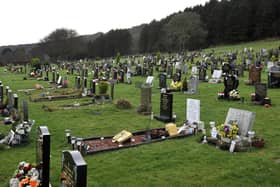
[217,121,239,139]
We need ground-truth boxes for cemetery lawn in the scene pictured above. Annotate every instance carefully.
[1,39,280,187]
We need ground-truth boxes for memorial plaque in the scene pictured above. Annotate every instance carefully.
[186,99,200,124]
[158,73,167,89]
[36,126,51,187]
[225,108,256,136]
[155,93,173,122]
[61,150,87,187]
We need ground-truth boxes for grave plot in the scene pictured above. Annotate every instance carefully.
[69,124,194,155]
[29,88,83,102]
[201,108,265,152]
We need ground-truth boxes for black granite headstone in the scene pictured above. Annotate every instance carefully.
[0,84,3,104]
[255,83,267,103]
[155,93,173,122]
[22,100,28,122]
[61,150,87,187]
[90,80,96,94]
[13,94,18,109]
[36,126,51,187]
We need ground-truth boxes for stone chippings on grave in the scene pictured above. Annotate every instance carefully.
[61,150,87,187]
[137,85,152,115]
[36,126,51,187]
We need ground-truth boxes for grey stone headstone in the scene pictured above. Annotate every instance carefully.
[224,108,256,136]
[8,89,13,107]
[188,76,198,94]
[137,85,152,115]
[255,83,267,102]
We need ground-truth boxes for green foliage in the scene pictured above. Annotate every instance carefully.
[98,81,109,94]
[116,52,121,63]
[30,57,40,70]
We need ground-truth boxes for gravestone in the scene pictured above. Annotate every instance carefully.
[82,77,87,89]
[52,71,55,83]
[57,76,62,85]
[119,70,125,83]
[45,70,49,81]
[187,76,198,94]
[268,65,280,88]
[145,76,154,86]
[8,89,13,107]
[94,68,99,79]
[112,70,118,80]
[13,94,18,109]
[0,84,3,103]
[236,65,244,77]
[198,67,206,81]
[209,70,222,83]
[36,126,51,187]
[155,93,173,122]
[248,65,261,85]
[61,150,87,187]
[186,99,200,124]
[22,100,28,122]
[110,81,115,100]
[223,74,239,98]
[56,72,60,82]
[191,66,198,75]
[75,76,81,89]
[137,85,152,115]
[90,80,96,95]
[224,108,256,136]
[267,61,274,70]
[167,65,173,78]
[158,73,167,89]
[255,83,267,104]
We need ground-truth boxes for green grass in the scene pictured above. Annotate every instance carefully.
[1,39,280,187]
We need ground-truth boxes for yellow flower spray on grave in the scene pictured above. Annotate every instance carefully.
[217,122,239,139]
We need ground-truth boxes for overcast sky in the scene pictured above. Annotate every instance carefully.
[0,0,208,46]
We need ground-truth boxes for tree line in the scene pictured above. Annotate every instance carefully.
[1,0,280,64]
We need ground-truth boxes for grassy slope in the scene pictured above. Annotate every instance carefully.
[0,39,280,187]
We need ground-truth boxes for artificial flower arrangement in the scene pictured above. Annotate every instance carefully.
[217,121,239,139]
[229,89,240,100]
[9,161,40,187]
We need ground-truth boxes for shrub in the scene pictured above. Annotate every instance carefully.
[116,99,132,109]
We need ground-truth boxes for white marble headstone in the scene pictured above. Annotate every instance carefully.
[186,99,200,124]
[212,70,222,79]
[224,108,256,136]
[146,76,154,85]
